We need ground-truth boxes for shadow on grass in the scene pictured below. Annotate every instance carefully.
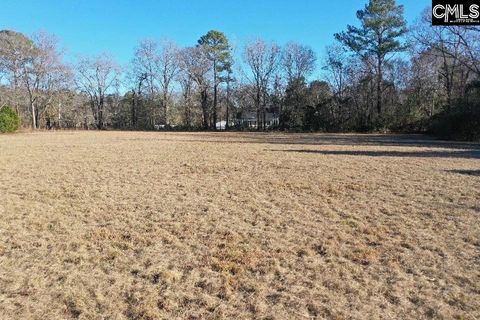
[164,133,480,150]
[447,169,480,176]
[269,149,480,159]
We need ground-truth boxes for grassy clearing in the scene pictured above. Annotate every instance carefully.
[0,131,479,319]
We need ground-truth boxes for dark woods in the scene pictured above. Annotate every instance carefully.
[0,1,479,140]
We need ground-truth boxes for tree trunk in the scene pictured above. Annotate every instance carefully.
[225,79,230,131]
[98,97,104,130]
[213,83,217,131]
[225,102,229,131]
[58,103,62,129]
[31,101,36,129]
[263,105,266,131]
[262,89,267,131]
[131,91,137,128]
[213,60,218,131]
[163,92,168,126]
[84,104,89,130]
[256,87,261,131]
[376,58,382,115]
[201,90,209,129]
[256,110,260,130]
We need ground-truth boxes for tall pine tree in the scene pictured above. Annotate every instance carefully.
[335,0,407,117]
[197,30,232,130]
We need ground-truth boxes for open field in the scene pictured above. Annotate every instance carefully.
[0,131,479,319]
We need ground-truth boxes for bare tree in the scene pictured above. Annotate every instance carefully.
[131,39,160,127]
[323,44,348,99]
[75,53,121,129]
[19,31,72,129]
[179,46,211,129]
[132,39,158,98]
[411,8,471,108]
[450,28,480,76]
[282,41,316,84]
[178,70,195,128]
[157,40,180,125]
[0,30,34,115]
[0,30,34,89]
[125,66,147,128]
[243,39,280,130]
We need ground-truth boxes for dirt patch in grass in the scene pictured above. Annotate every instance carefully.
[0,131,479,319]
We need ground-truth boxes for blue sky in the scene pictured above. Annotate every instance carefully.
[1,0,429,77]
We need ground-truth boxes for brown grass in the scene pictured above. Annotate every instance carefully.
[0,131,479,319]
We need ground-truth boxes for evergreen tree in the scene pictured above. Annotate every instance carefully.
[335,0,407,117]
[198,30,232,130]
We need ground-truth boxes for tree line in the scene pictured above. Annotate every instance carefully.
[1,0,479,140]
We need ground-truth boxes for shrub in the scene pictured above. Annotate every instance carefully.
[0,106,20,133]
[430,106,480,141]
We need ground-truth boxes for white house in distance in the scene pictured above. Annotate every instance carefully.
[216,111,279,130]
[215,121,228,130]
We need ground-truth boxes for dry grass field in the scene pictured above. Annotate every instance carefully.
[0,131,479,320]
